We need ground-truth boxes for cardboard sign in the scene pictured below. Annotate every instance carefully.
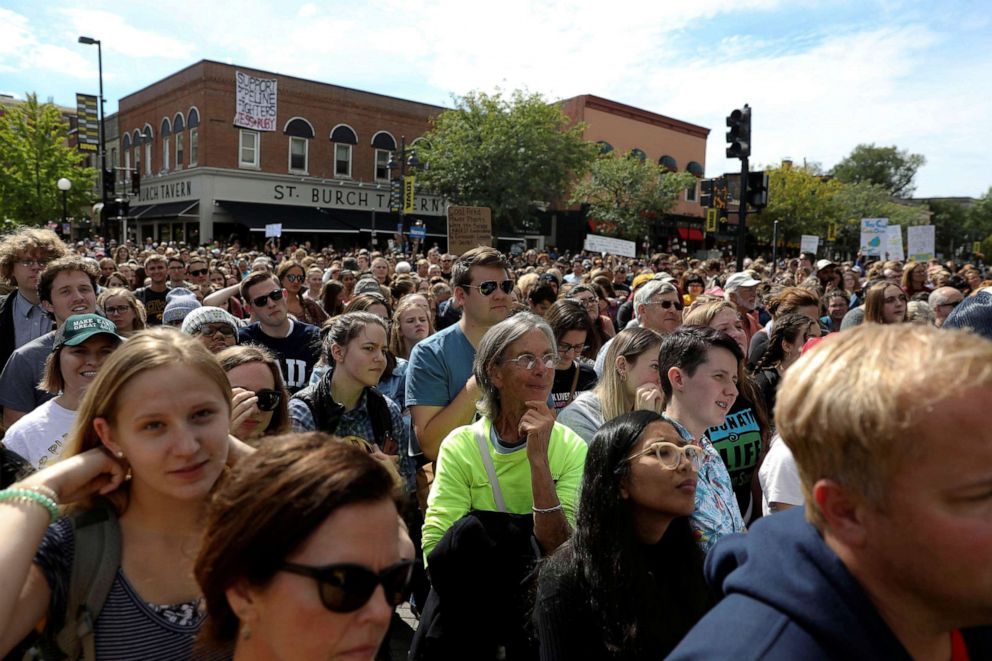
[264,223,282,238]
[907,225,935,261]
[886,225,905,261]
[234,71,278,131]
[447,206,492,256]
[583,233,636,258]
[800,234,820,255]
[860,218,888,257]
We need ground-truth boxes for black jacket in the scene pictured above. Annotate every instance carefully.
[0,290,18,371]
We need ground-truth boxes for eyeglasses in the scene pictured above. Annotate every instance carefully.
[285,274,305,283]
[254,388,282,411]
[644,299,683,311]
[280,560,414,613]
[626,441,706,471]
[250,289,284,307]
[464,280,514,296]
[188,268,208,277]
[104,305,132,316]
[557,341,588,354]
[196,324,236,339]
[16,259,49,269]
[503,353,559,371]
[570,296,598,308]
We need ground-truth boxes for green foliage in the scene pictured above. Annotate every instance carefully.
[0,93,96,227]
[749,164,842,244]
[418,89,597,234]
[827,181,929,255]
[569,154,696,240]
[831,143,926,198]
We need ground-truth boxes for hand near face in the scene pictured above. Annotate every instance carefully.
[634,383,666,414]
[230,387,259,436]
[21,447,129,504]
[520,401,556,464]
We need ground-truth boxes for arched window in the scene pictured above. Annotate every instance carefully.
[160,118,171,171]
[122,134,131,171]
[142,124,154,176]
[687,161,704,177]
[330,124,358,178]
[187,107,200,166]
[659,155,678,171]
[284,117,314,173]
[596,141,614,155]
[371,131,397,181]
[173,113,185,169]
[630,148,647,162]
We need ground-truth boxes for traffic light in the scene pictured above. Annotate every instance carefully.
[131,166,140,196]
[102,169,115,200]
[726,105,751,160]
[747,171,769,209]
[700,179,714,207]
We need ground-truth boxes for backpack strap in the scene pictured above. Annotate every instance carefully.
[365,388,397,454]
[53,503,122,661]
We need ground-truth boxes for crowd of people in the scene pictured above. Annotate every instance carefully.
[0,226,990,660]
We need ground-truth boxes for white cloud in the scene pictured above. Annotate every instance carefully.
[59,9,195,59]
[0,8,95,78]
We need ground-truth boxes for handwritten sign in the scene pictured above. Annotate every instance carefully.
[800,234,820,255]
[447,206,492,256]
[907,225,935,261]
[265,223,282,238]
[583,233,636,258]
[886,225,905,261]
[234,71,278,131]
[860,218,888,257]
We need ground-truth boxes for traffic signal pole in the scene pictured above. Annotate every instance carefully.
[737,156,748,271]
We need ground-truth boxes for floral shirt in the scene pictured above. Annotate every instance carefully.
[665,415,747,554]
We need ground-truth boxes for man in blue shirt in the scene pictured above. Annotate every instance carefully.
[406,247,511,460]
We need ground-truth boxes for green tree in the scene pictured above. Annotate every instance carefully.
[0,93,95,227]
[569,154,696,241]
[966,186,992,246]
[418,89,597,234]
[748,164,842,245]
[829,182,929,257]
[831,143,926,198]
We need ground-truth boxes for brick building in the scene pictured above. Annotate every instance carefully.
[117,60,446,247]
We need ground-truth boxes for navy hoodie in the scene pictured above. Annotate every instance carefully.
[668,507,992,660]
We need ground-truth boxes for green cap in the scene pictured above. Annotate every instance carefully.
[54,314,125,350]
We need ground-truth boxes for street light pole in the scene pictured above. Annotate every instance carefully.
[78,36,106,229]
[57,177,72,237]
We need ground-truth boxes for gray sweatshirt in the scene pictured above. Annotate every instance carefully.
[556,390,604,444]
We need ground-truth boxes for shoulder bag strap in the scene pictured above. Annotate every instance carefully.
[474,424,507,513]
[566,365,581,406]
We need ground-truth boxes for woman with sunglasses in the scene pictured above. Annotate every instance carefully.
[558,327,665,444]
[218,345,291,445]
[0,329,249,659]
[195,432,413,660]
[97,287,147,337]
[182,306,240,355]
[277,260,328,327]
[536,411,711,660]
[545,299,598,413]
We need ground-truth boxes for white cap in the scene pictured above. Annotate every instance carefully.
[724,272,761,292]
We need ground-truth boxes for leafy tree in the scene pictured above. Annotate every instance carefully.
[747,163,842,245]
[831,143,926,198]
[418,89,597,234]
[0,93,95,227]
[569,154,696,241]
[829,182,929,257]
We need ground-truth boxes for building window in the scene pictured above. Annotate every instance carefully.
[189,128,198,166]
[685,182,697,202]
[630,148,647,162]
[175,133,184,170]
[144,143,152,175]
[162,137,170,172]
[240,130,260,168]
[289,136,308,173]
[374,149,390,181]
[659,155,678,172]
[335,143,352,177]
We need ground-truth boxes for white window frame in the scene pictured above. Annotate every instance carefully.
[288,136,308,174]
[374,149,390,182]
[239,130,260,169]
[334,143,352,178]
[144,142,152,175]
[162,136,170,172]
[189,128,198,166]
[175,132,184,170]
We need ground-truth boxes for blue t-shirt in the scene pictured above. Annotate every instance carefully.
[406,322,475,408]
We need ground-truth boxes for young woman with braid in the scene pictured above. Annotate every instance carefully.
[751,313,819,429]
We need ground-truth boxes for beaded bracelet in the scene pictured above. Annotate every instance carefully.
[0,488,60,523]
[532,503,563,514]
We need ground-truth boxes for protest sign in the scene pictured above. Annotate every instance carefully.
[800,235,820,255]
[886,225,905,261]
[234,71,278,131]
[447,206,492,255]
[860,218,888,257]
[583,234,636,257]
[907,225,935,261]
[264,223,282,238]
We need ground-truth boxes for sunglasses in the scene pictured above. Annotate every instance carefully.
[254,388,282,411]
[197,324,236,339]
[251,289,284,307]
[285,274,305,283]
[464,280,514,296]
[188,268,208,277]
[645,299,683,311]
[626,441,706,471]
[280,560,414,613]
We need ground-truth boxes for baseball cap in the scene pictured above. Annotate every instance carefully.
[354,278,384,296]
[815,259,837,273]
[631,273,655,290]
[54,314,124,350]
[724,272,761,292]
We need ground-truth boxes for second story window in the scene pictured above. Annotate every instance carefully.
[188,107,200,167]
[330,124,358,178]
[289,136,308,173]
[284,117,315,175]
[371,131,397,182]
[240,130,260,168]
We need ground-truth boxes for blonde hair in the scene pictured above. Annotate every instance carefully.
[389,295,435,359]
[682,299,738,327]
[62,328,232,514]
[595,327,662,422]
[776,325,992,527]
[97,287,147,331]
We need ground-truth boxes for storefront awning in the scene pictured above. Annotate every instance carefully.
[132,200,199,220]
[677,227,705,241]
[216,200,448,236]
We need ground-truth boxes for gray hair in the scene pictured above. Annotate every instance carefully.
[473,312,556,419]
[634,281,677,320]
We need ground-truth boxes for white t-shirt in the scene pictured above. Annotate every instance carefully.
[759,434,805,516]
[1,398,77,469]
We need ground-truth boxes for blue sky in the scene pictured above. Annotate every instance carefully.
[2,0,989,198]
